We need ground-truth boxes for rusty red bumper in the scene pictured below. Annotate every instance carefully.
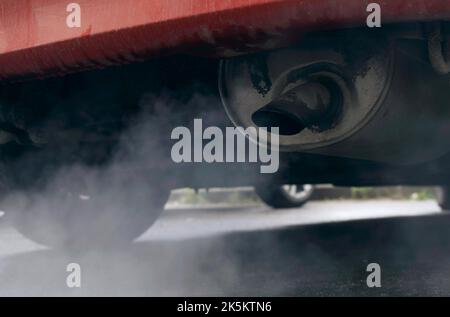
[0,0,449,80]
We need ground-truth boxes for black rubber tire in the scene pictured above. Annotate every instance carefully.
[7,166,170,249]
[255,184,314,209]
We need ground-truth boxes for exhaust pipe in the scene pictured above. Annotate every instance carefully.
[252,81,341,135]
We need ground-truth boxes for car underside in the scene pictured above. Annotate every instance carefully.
[1,0,450,247]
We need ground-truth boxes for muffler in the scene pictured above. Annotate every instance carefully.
[219,30,450,165]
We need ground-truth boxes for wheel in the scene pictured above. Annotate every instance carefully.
[6,165,170,249]
[255,184,314,209]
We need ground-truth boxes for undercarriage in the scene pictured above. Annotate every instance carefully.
[2,23,450,246]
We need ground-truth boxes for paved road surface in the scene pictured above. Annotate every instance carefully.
[0,200,448,296]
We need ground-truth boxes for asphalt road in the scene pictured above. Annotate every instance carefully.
[0,200,449,296]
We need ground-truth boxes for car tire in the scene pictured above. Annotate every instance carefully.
[7,167,170,249]
[255,184,314,209]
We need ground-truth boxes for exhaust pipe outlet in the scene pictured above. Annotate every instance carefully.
[252,81,341,135]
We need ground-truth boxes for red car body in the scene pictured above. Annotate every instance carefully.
[0,0,449,80]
